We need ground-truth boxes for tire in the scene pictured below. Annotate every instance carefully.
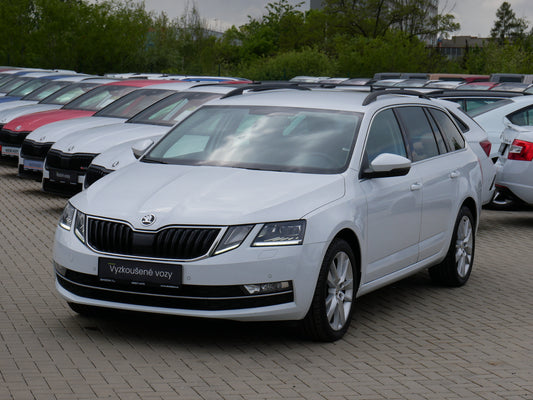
[429,206,475,287]
[486,190,516,210]
[301,239,357,342]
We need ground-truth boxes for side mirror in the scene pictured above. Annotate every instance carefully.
[131,139,154,159]
[361,153,411,179]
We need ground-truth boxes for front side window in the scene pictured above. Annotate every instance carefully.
[144,106,361,174]
[364,108,407,164]
[395,107,440,162]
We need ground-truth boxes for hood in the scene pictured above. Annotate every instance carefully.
[0,100,36,114]
[3,109,94,133]
[89,133,164,171]
[0,104,60,124]
[0,95,22,104]
[51,123,167,154]
[72,163,345,228]
[24,116,125,144]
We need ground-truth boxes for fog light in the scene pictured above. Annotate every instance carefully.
[54,261,67,276]
[243,281,291,295]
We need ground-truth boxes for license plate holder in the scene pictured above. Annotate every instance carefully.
[98,257,182,287]
[1,145,19,157]
[50,169,78,184]
[23,159,44,171]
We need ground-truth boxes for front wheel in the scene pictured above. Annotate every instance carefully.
[301,239,357,342]
[429,206,475,287]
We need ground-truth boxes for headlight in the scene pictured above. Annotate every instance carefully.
[252,220,306,247]
[58,203,75,231]
[74,209,86,243]
[214,224,254,255]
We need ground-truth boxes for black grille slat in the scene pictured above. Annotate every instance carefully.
[46,149,96,172]
[87,218,220,260]
[0,128,29,145]
[20,140,53,159]
[84,165,112,188]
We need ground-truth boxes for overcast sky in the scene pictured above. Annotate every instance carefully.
[142,0,533,37]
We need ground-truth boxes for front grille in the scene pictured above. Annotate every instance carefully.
[0,128,29,145]
[57,269,294,311]
[45,149,96,172]
[87,218,221,260]
[84,164,112,189]
[20,140,53,159]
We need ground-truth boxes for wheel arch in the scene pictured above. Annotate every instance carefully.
[332,228,362,287]
[461,196,478,230]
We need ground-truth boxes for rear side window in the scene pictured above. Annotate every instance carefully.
[395,107,439,162]
[507,106,533,125]
[364,108,407,163]
[429,109,465,151]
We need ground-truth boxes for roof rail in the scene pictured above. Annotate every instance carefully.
[362,89,431,106]
[221,83,312,99]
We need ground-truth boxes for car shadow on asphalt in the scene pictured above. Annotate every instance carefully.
[65,271,439,345]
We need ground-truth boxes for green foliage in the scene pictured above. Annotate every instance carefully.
[1,0,532,79]
[323,0,459,39]
[462,41,533,74]
[490,1,528,44]
[335,31,445,77]
[237,48,336,81]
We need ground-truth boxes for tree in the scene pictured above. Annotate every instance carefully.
[322,0,459,40]
[490,1,528,44]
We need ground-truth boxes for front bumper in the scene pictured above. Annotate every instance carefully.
[53,224,325,321]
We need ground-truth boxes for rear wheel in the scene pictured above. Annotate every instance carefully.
[429,206,474,286]
[301,239,357,342]
[487,190,516,210]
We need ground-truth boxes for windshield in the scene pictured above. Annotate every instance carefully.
[0,76,31,93]
[94,89,174,119]
[22,81,70,101]
[0,75,15,87]
[63,85,139,111]
[468,99,513,117]
[144,106,361,174]
[128,92,222,126]
[40,82,100,105]
[7,78,50,97]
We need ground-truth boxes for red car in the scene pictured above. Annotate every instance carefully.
[0,80,171,159]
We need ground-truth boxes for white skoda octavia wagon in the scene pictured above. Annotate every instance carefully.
[54,86,483,341]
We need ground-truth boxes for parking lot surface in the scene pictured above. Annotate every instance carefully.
[1,161,533,400]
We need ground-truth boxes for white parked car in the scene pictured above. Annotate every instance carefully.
[492,122,533,208]
[471,96,533,160]
[54,88,482,342]
[20,82,196,183]
[432,100,496,205]
[39,84,240,194]
[0,79,115,124]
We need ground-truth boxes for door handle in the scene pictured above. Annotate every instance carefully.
[450,170,460,179]
[410,182,422,191]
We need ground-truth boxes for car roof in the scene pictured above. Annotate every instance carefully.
[205,87,438,113]
[102,79,172,87]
